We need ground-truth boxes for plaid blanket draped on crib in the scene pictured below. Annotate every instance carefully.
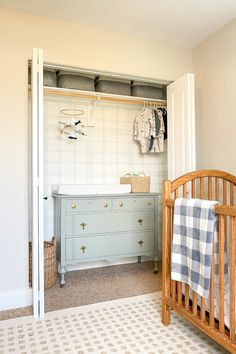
[171,198,228,299]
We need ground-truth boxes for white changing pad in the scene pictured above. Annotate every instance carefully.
[53,184,132,195]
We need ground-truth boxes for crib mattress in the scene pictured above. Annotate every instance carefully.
[206,282,232,329]
[184,281,233,330]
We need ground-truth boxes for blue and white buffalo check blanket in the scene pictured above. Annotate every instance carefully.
[171,198,227,299]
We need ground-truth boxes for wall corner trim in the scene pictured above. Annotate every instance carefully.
[0,287,32,311]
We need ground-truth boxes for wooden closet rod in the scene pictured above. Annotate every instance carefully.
[28,86,167,106]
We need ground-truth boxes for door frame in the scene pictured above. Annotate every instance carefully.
[31,48,45,318]
[30,54,195,318]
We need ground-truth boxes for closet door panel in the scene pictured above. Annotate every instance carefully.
[167,73,196,180]
[31,48,44,318]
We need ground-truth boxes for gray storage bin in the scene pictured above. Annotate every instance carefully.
[28,68,57,87]
[95,76,131,96]
[131,81,166,99]
[57,70,95,91]
[43,69,57,87]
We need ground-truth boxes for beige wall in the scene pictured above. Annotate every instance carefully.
[0,8,192,308]
[193,19,236,173]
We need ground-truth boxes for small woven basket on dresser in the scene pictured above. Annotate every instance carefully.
[29,237,57,289]
[120,173,150,193]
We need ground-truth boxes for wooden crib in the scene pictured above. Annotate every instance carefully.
[162,169,236,353]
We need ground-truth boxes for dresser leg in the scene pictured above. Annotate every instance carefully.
[153,256,158,274]
[59,265,66,287]
[137,256,142,263]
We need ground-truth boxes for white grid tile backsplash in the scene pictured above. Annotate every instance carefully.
[43,95,167,240]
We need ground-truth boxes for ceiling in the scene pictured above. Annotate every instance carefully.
[1,0,236,47]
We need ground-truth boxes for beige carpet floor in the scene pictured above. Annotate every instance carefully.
[0,261,161,320]
[45,260,161,312]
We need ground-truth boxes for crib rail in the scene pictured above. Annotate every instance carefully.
[162,170,236,353]
[166,198,236,217]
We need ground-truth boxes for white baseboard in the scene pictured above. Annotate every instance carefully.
[0,287,32,311]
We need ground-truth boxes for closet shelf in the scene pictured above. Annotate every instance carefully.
[28,85,167,106]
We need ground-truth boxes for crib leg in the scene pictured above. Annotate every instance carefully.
[162,300,171,325]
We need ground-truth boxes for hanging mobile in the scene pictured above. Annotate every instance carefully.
[60,108,85,116]
[58,108,86,140]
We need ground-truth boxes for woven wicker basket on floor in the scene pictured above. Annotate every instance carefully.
[29,237,57,289]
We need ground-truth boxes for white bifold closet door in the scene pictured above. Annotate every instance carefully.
[31,48,44,318]
[167,73,196,180]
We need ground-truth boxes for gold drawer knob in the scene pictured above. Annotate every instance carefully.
[119,202,124,207]
[104,203,109,208]
[138,218,143,225]
[71,204,77,209]
[138,240,144,247]
[147,201,152,206]
[80,246,87,253]
[80,222,87,230]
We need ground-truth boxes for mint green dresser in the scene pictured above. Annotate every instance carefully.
[53,193,160,286]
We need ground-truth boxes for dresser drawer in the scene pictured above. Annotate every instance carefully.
[112,197,155,211]
[65,231,154,261]
[65,211,154,236]
[64,198,111,213]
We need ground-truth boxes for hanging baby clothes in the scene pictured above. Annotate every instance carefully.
[134,106,167,153]
[162,108,168,140]
[149,107,165,153]
[134,108,156,153]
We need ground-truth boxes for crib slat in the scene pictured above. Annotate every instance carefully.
[209,239,215,328]
[191,180,196,198]
[229,183,235,339]
[219,214,225,334]
[183,183,187,198]
[174,189,179,199]
[208,177,212,200]
[223,180,227,204]
[200,298,206,322]
[171,199,174,240]
[192,292,198,316]
[185,284,189,309]
[171,189,175,301]
[177,282,182,305]
[200,177,204,199]
[171,280,176,300]
[171,190,178,300]
[223,181,227,262]
[230,216,235,340]
[215,178,219,200]
[230,182,234,205]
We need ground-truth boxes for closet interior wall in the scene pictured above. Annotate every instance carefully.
[43,94,167,259]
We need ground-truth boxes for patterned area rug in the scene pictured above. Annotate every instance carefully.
[0,292,227,354]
